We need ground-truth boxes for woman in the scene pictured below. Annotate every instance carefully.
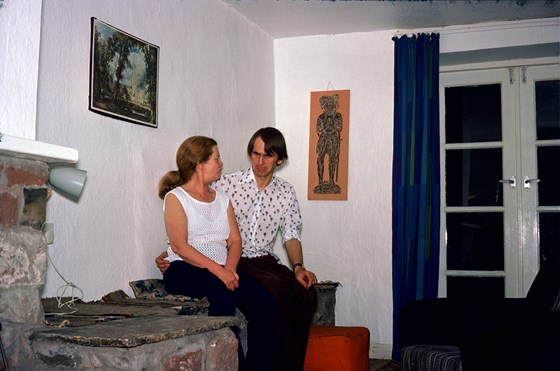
[158,136,278,371]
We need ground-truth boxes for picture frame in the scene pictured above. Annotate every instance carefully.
[308,89,350,201]
[89,18,159,128]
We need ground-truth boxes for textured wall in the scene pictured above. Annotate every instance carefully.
[274,31,396,359]
[35,0,274,302]
[0,0,42,139]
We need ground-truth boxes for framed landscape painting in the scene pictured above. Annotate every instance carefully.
[89,18,159,128]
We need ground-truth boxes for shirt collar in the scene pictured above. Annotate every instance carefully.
[240,167,278,188]
[239,168,254,184]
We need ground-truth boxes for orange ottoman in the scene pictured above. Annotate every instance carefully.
[304,325,370,371]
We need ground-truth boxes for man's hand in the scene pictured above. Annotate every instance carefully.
[285,240,316,288]
[155,251,170,273]
[294,266,317,289]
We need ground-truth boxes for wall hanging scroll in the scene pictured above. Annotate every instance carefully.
[308,89,350,200]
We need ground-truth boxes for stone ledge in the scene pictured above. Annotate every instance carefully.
[30,314,243,348]
[314,281,340,291]
[30,325,239,370]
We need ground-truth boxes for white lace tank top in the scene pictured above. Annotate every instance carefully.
[164,187,230,265]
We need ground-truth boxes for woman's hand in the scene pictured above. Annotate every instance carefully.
[216,267,239,291]
[155,251,170,273]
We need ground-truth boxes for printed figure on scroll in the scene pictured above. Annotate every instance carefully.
[314,94,342,195]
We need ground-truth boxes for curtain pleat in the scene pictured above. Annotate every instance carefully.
[391,33,440,361]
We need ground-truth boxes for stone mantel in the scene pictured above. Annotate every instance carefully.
[0,134,78,164]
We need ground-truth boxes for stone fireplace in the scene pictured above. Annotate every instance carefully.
[0,135,79,368]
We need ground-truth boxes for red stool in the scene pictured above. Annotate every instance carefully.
[304,325,370,371]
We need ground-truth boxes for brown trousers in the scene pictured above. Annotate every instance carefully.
[238,255,318,371]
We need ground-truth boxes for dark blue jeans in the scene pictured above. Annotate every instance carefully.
[164,261,278,371]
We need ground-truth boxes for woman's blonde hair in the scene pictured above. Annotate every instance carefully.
[158,136,217,199]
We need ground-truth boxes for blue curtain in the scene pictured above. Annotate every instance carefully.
[391,33,440,361]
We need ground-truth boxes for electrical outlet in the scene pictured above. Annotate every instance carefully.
[43,223,54,244]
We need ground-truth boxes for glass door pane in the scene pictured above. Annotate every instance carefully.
[535,80,560,141]
[445,84,502,143]
[446,212,504,271]
[445,148,503,207]
[537,146,560,207]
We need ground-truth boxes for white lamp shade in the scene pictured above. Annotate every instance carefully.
[48,167,87,200]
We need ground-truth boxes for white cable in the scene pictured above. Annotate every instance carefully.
[45,250,84,316]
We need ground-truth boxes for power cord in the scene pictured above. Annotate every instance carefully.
[45,249,84,316]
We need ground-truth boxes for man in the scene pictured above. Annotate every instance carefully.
[156,127,318,371]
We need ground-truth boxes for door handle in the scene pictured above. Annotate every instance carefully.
[499,176,516,189]
[523,176,540,189]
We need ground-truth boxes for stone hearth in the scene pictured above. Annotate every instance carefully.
[30,314,242,370]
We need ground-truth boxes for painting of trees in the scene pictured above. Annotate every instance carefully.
[89,18,159,127]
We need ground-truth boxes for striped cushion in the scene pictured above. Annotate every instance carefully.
[551,288,560,311]
[401,344,461,371]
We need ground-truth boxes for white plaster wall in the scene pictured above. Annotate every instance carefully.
[274,31,396,359]
[0,0,42,139]
[273,19,559,359]
[36,0,274,303]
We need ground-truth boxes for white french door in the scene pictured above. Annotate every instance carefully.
[439,63,560,298]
